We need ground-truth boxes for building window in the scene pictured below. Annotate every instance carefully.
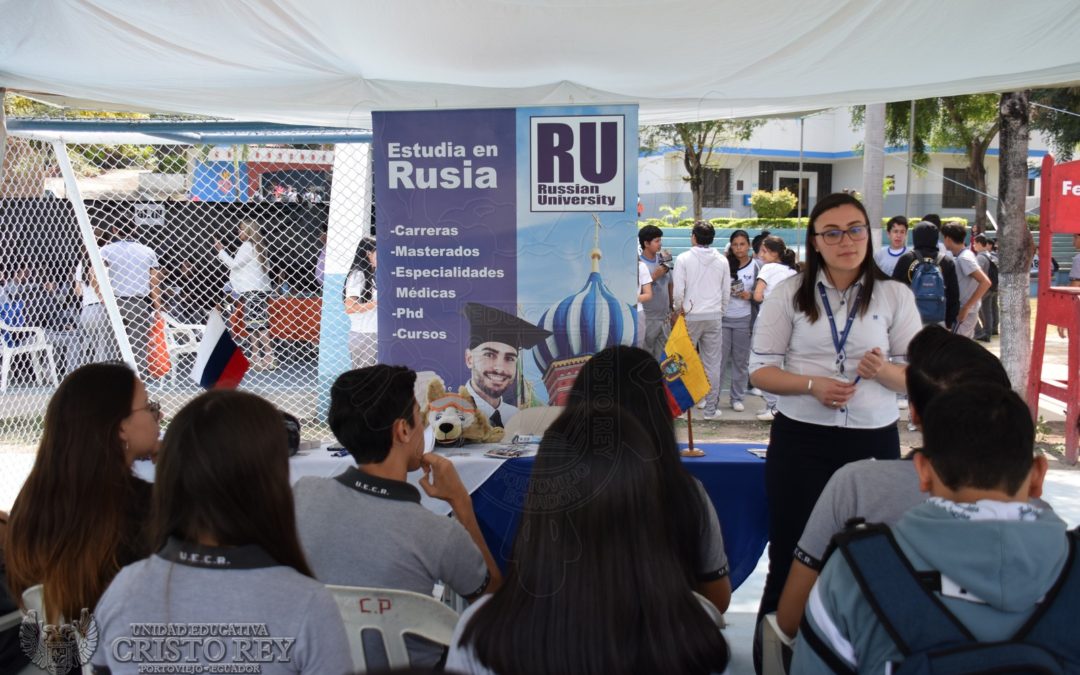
[1028,178,1037,197]
[702,168,732,208]
[942,168,971,209]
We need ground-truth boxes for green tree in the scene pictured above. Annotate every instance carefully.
[641,119,764,221]
[1031,87,1080,160]
[853,95,1000,232]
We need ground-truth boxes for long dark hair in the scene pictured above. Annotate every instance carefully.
[794,192,888,322]
[458,402,729,674]
[567,345,710,586]
[725,229,751,278]
[343,237,376,302]
[7,363,151,621]
[152,390,313,576]
[761,235,798,271]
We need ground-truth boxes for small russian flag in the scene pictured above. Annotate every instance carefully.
[190,310,249,389]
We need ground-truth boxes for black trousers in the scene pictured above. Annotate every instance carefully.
[753,412,899,672]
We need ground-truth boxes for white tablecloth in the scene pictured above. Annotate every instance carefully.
[131,442,518,518]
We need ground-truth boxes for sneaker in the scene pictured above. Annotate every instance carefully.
[907,421,917,432]
[749,387,763,397]
[732,401,745,413]
[756,409,775,422]
[696,399,706,409]
[701,410,721,420]
[897,397,908,410]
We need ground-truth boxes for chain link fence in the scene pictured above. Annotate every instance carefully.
[0,120,374,508]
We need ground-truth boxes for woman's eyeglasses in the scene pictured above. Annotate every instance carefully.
[134,400,161,416]
[815,225,868,245]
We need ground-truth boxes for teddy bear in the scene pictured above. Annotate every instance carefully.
[423,378,505,446]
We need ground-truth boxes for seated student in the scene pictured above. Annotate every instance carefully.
[791,384,1066,674]
[775,324,1015,637]
[568,345,731,613]
[292,365,502,667]
[91,390,353,675]
[6,363,159,623]
[891,221,960,330]
[446,402,730,675]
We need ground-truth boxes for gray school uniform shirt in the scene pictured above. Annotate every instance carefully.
[90,539,353,675]
[293,468,489,668]
[292,467,488,598]
[794,458,1053,570]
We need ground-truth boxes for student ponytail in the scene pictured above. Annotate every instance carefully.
[780,248,798,270]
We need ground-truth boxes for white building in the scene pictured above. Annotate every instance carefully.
[639,108,1049,222]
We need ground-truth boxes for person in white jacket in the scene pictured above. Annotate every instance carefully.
[215,220,275,370]
[672,221,731,419]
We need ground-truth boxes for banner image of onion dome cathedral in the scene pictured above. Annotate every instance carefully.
[532,216,638,405]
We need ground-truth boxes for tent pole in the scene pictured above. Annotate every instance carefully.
[52,140,138,370]
[905,100,915,217]
[798,117,805,225]
[0,89,7,189]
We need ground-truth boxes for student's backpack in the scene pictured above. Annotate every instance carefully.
[824,523,1080,675]
[908,256,946,325]
[979,251,1000,291]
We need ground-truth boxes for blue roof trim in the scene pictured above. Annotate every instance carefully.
[639,145,1048,160]
[6,119,372,144]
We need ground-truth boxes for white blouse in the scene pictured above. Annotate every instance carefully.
[217,241,270,293]
[749,270,922,429]
[345,269,378,334]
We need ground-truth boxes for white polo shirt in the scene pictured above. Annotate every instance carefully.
[749,270,922,429]
[99,240,159,298]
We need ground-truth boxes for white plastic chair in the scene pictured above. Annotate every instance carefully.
[693,590,726,629]
[161,311,205,382]
[761,612,794,675]
[0,320,58,392]
[20,584,43,614]
[326,585,460,672]
[18,585,94,675]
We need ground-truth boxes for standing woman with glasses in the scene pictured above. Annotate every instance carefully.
[747,193,921,654]
[6,363,161,621]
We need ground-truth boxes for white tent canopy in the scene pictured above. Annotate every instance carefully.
[2,0,1080,125]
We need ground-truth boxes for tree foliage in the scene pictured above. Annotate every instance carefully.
[853,95,1000,232]
[641,119,764,220]
[1030,86,1080,160]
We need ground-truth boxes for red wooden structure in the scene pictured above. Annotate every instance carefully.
[1028,154,1080,463]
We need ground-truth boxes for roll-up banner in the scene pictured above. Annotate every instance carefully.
[372,105,638,436]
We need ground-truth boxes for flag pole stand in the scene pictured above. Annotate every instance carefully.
[680,408,706,457]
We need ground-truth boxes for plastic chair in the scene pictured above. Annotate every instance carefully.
[326,585,460,672]
[18,585,95,675]
[693,590,726,629]
[761,613,794,675]
[1028,154,1080,462]
[161,311,205,382]
[0,307,59,393]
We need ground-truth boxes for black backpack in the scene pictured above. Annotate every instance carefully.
[808,523,1080,674]
[979,251,1000,291]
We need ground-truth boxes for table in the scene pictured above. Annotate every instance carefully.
[468,442,768,590]
[139,441,768,590]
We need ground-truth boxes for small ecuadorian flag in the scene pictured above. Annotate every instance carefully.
[660,316,711,417]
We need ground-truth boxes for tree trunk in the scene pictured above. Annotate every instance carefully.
[683,150,704,221]
[862,103,886,251]
[997,91,1034,395]
[969,151,989,234]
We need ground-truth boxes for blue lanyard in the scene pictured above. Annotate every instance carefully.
[817,281,862,375]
